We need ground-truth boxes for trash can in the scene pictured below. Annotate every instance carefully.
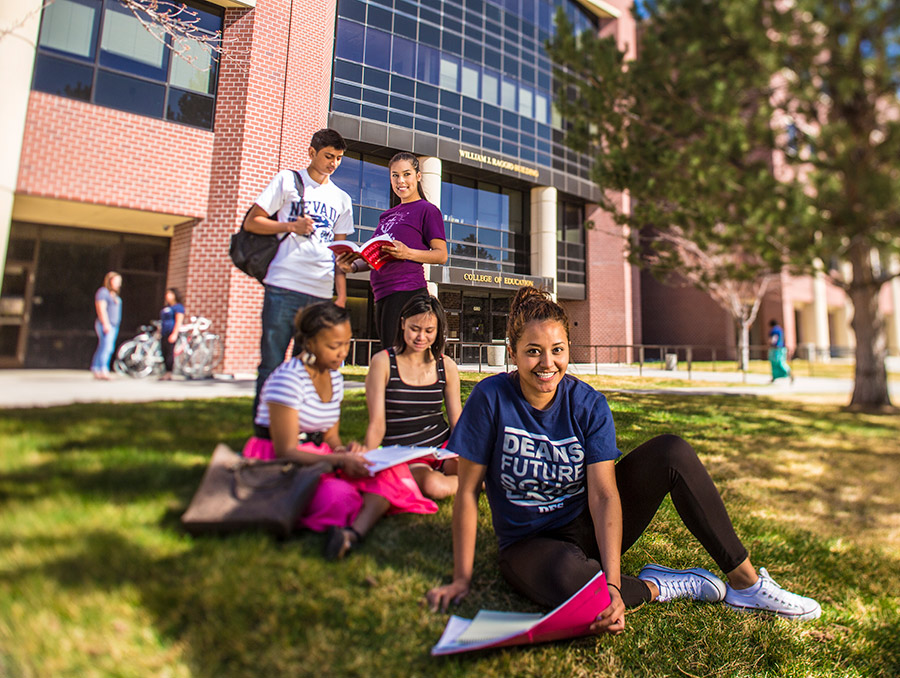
[487,343,506,367]
[664,353,678,371]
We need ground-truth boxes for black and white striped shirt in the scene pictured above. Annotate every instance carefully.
[382,348,450,448]
[255,358,343,434]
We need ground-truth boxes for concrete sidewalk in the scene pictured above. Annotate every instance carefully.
[1,363,889,409]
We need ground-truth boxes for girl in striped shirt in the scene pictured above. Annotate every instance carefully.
[364,294,462,500]
[243,301,436,560]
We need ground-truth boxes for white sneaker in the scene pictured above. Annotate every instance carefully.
[638,564,726,602]
[724,567,821,620]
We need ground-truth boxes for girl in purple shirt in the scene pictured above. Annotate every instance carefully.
[336,152,447,349]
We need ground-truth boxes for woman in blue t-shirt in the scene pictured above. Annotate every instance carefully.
[426,287,821,632]
[158,288,185,380]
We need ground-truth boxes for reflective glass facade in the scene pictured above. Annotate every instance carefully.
[32,0,222,130]
[332,0,598,179]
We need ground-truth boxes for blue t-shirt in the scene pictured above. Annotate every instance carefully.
[768,325,785,348]
[95,287,122,328]
[448,372,621,549]
[160,303,185,336]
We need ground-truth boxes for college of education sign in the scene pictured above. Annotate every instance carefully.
[432,266,554,293]
[458,149,539,178]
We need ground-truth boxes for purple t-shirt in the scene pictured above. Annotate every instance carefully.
[369,199,445,301]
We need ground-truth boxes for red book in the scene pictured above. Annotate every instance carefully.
[431,571,610,655]
[327,234,395,271]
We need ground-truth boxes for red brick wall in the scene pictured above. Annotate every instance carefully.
[17,92,213,217]
[565,200,637,360]
[186,0,337,374]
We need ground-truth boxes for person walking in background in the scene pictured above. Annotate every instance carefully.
[768,319,794,383]
[336,152,447,350]
[90,271,122,380]
[158,288,185,381]
[243,128,355,426]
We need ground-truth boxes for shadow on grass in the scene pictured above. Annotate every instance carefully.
[3,394,900,677]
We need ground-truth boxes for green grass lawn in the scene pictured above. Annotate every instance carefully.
[1,382,899,677]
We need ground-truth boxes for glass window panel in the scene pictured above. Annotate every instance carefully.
[501,78,517,111]
[483,135,501,151]
[478,229,502,248]
[535,92,548,124]
[484,46,501,69]
[338,0,367,22]
[337,155,362,204]
[391,36,416,77]
[394,14,417,40]
[360,160,390,209]
[417,81,439,103]
[390,94,414,112]
[461,63,479,98]
[334,81,361,99]
[464,40,482,62]
[94,69,165,117]
[439,55,459,91]
[416,101,438,118]
[364,27,391,71]
[518,86,533,117]
[461,130,480,145]
[452,243,476,258]
[440,89,460,109]
[483,102,501,122]
[391,74,415,96]
[363,67,390,89]
[477,187,503,229]
[438,123,459,139]
[334,59,363,82]
[360,206,383,228]
[331,97,361,116]
[503,188,523,233]
[362,88,389,105]
[32,54,93,101]
[440,109,460,124]
[451,223,477,242]
[419,22,440,47]
[100,3,168,80]
[415,117,438,134]
[367,4,393,31]
[417,44,440,85]
[442,32,462,55]
[389,111,414,127]
[39,0,97,59]
[166,88,214,129]
[362,104,387,122]
[482,71,498,106]
[169,37,216,94]
[450,183,477,225]
[462,96,481,116]
[335,18,364,62]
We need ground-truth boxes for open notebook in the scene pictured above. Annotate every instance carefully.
[363,445,458,473]
[431,571,610,655]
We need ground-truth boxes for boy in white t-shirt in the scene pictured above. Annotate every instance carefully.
[243,128,354,428]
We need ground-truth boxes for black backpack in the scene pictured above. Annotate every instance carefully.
[229,170,304,283]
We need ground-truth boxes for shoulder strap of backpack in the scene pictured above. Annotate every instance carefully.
[291,170,305,217]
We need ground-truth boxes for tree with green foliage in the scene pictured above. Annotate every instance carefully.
[548,0,899,409]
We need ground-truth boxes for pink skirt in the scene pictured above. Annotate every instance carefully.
[242,437,437,532]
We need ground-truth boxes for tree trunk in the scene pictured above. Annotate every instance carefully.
[847,246,892,409]
[738,320,751,372]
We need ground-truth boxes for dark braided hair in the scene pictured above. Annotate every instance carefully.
[506,286,569,351]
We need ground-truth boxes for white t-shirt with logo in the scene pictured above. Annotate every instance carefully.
[255,169,354,298]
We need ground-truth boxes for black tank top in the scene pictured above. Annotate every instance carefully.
[382,348,450,447]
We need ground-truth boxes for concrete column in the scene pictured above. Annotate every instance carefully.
[812,264,831,362]
[530,186,557,292]
[418,156,442,296]
[0,0,42,278]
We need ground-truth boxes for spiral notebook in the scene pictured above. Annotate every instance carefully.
[431,571,610,655]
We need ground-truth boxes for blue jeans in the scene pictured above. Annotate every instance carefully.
[91,320,119,372]
[254,285,327,420]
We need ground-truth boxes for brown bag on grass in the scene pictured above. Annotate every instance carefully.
[181,443,329,538]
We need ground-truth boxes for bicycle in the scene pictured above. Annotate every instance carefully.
[114,316,222,379]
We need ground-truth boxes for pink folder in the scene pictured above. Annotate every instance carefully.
[431,571,610,655]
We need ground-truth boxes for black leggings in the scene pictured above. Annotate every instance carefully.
[374,287,427,351]
[161,336,175,373]
[497,434,749,608]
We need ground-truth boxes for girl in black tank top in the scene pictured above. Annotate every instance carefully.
[365,294,462,500]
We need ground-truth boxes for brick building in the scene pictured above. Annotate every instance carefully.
[1,0,641,372]
[2,0,893,372]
